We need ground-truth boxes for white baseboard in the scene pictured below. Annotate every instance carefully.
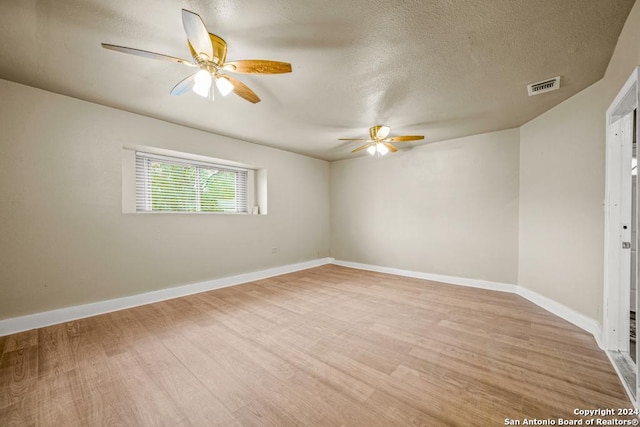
[516,286,603,347]
[332,259,603,348]
[333,259,517,293]
[0,256,604,350]
[0,257,334,337]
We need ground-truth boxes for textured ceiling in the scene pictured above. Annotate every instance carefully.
[0,0,635,161]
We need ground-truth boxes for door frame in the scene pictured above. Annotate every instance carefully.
[603,66,639,403]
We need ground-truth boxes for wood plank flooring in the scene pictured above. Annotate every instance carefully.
[0,264,634,426]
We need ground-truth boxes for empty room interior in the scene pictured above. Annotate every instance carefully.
[3,0,640,425]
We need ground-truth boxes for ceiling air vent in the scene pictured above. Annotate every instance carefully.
[527,76,560,96]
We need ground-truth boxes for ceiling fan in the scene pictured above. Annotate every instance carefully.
[340,125,424,155]
[101,9,292,104]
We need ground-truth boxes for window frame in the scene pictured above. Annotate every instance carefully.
[134,150,250,215]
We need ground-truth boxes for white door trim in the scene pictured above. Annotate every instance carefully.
[603,66,639,403]
[604,67,639,350]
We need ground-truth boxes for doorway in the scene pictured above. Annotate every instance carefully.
[604,67,639,404]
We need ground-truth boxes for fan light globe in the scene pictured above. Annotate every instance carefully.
[193,70,212,97]
[215,76,234,96]
[376,143,389,155]
[377,126,391,139]
[367,145,376,155]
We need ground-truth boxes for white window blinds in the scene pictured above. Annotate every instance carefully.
[135,151,248,213]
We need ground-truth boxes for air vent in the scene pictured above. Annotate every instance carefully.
[527,76,560,96]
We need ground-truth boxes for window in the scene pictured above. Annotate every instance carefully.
[135,151,248,213]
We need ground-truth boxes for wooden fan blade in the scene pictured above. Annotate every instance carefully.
[170,74,196,96]
[224,75,261,103]
[182,9,213,59]
[385,135,424,142]
[224,60,292,74]
[338,138,371,141]
[370,125,390,140]
[352,143,372,153]
[101,44,195,66]
[383,142,398,152]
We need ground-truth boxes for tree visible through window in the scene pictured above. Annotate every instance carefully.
[136,152,248,213]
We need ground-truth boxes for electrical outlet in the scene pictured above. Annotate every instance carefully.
[271,247,278,254]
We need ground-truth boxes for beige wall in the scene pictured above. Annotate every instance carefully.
[518,0,640,322]
[0,79,330,320]
[331,128,520,284]
[519,81,606,320]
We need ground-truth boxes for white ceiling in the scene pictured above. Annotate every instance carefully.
[0,0,635,161]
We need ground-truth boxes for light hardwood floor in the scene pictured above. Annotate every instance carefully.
[0,265,634,426]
